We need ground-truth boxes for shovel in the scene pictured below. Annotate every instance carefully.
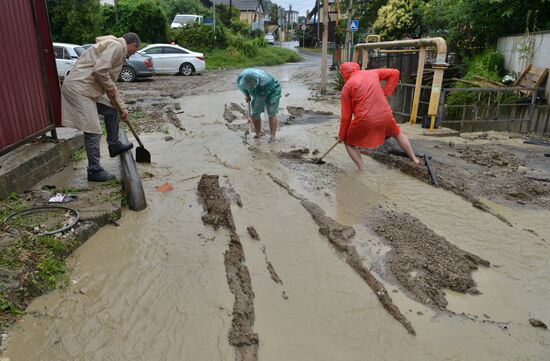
[125,120,151,163]
[310,140,340,164]
[109,95,151,163]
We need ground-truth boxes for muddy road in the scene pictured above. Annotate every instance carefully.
[4,51,550,360]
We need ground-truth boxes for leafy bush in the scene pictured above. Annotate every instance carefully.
[228,34,258,57]
[463,49,505,81]
[373,0,426,40]
[206,46,301,69]
[230,19,252,36]
[46,0,103,44]
[102,0,169,43]
[252,37,268,48]
[172,23,227,52]
[250,29,264,39]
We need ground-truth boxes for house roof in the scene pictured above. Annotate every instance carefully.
[217,0,263,12]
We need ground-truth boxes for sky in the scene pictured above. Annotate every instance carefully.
[274,0,315,16]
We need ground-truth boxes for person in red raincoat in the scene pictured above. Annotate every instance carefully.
[338,62,419,170]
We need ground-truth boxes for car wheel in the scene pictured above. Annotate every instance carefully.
[119,66,136,82]
[179,63,194,76]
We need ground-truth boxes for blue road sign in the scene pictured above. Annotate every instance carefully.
[349,20,359,32]
[204,18,214,25]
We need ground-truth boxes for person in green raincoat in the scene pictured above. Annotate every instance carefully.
[236,68,282,142]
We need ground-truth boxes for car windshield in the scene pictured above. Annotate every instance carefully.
[173,15,196,24]
[74,47,86,56]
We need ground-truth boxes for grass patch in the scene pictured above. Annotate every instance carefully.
[128,110,146,124]
[0,233,74,329]
[70,147,86,162]
[205,46,302,70]
[0,193,27,222]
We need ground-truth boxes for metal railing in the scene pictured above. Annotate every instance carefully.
[389,83,545,133]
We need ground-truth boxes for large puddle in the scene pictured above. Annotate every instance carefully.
[5,58,550,360]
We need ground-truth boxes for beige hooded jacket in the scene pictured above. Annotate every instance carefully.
[61,35,127,134]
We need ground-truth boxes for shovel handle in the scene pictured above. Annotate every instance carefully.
[124,118,145,149]
[108,95,145,148]
[318,140,340,161]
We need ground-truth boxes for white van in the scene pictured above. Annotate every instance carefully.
[171,14,203,28]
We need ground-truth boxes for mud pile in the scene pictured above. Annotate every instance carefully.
[269,174,416,335]
[448,144,524,168]
[370,210,490,310]
[277,148,310,159]
[197,175,258,360]
[364,142,550,212]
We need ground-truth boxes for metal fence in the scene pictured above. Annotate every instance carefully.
[388,83,547,133]
[0,0,60,156]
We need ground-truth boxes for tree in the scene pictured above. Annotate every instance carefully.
[373,0,426,40]
[46,0,104,44]
[269,3,279,25]
[215,4,240,27]
[352,0,386,32]
[423,0,550,55]
[102,0,169,43]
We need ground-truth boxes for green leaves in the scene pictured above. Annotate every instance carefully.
[46,0,104,44]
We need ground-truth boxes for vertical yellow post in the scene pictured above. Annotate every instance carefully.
[361,49,368,70]
[352,46,360,63]
[428,64,446,131]
[410,45,426,124]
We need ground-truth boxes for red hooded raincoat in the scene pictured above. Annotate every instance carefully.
[338,62,401,148]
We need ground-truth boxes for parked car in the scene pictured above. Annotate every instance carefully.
[53,42,86,79]
[264,33,275,45]
[119,52,155,82]
[171,14,203,29]
[82,44,155,82]
[140,44,205,76]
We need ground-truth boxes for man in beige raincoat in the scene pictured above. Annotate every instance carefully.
[61,33,140,182]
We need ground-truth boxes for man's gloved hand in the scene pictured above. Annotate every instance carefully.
[245,96,251,103]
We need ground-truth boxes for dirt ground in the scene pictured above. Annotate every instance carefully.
[363,136,550,229]
[3,51,550,360]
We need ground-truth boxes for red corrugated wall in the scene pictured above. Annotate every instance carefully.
[0,0,60,156]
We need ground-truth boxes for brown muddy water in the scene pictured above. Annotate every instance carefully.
[4,55,550,360]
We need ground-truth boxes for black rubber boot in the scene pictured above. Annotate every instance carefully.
[87,169,116,182]
[108,142,133,158]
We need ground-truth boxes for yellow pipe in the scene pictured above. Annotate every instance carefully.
[354,37,448,125]
[366,35,381,43]
[380,49,419,53]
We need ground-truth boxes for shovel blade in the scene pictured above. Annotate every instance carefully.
[135,146,151,163]
[309,158,326,164]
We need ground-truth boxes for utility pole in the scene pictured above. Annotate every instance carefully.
[289,4,292,37]
[344,0,353,61]
[213,1,216,36]
[316,0,320,43]
[114,0,119,24]
[320,0,329,93]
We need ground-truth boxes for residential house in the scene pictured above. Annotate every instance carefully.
[217,0,265,29]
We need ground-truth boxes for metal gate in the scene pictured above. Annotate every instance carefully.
[0,0,60,156]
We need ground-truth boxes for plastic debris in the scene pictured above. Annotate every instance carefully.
[155,182,174,193]
[49,193,78,203]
